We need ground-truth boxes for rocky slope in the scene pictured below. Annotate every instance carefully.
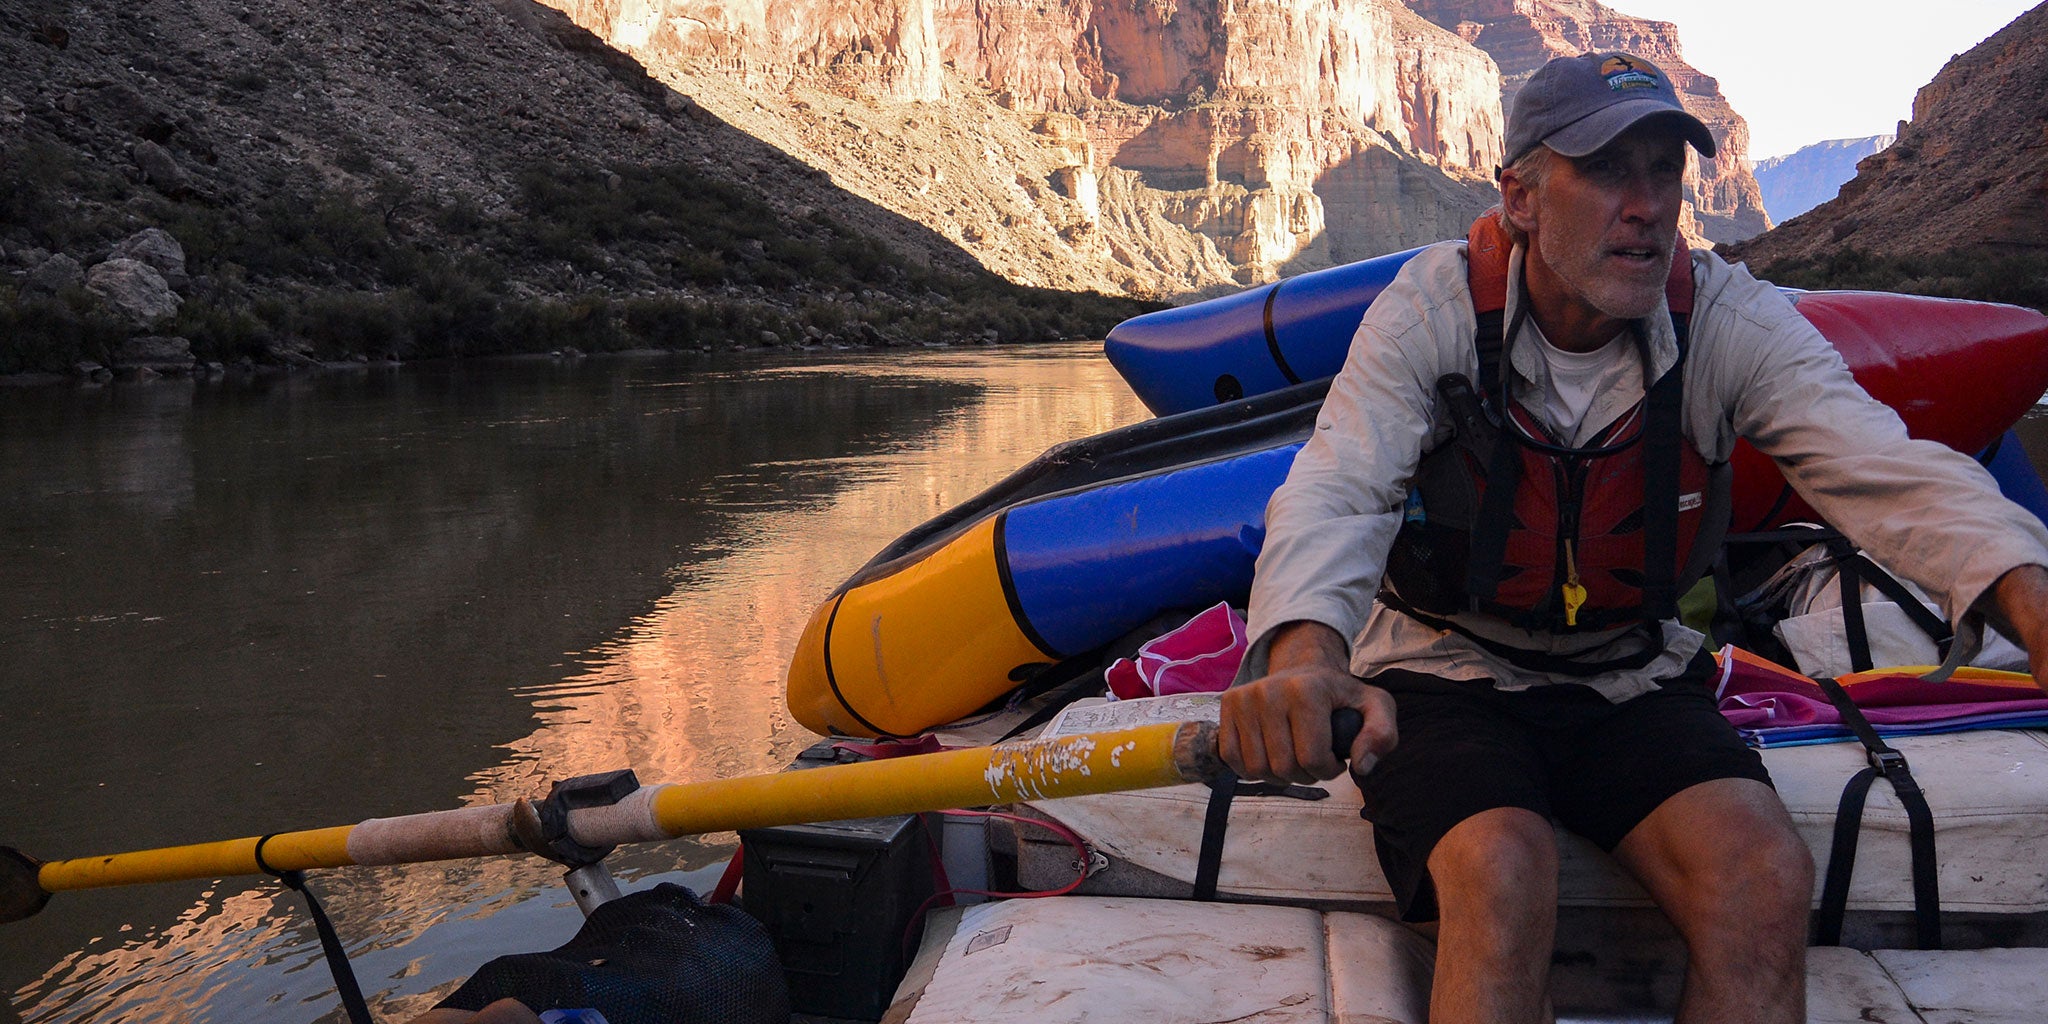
[1751,135,1894,224]
[1,0,1788,377]
[1725,3,2048,278]
[543,0,1510,294]
[1403,0,1771,245]
[0,0,1152,376]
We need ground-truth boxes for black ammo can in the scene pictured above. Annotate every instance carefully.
[738,811,939,1020]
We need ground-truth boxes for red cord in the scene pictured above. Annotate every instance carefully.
[899,808,1093,958]
[707,846,745,905]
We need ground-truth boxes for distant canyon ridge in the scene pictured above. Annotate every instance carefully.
[1752,136,1896,225]
[547,0,1771,296]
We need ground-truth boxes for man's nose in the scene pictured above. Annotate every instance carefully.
[1618,173,1674,223]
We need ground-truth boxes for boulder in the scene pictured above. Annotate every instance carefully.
[84,259,181,329]
[32,18,67,49]
[264,339,319,368]
[132,140,191,196]
[108,229,188,290]
[112,335,196,374]
[22,253,83,295]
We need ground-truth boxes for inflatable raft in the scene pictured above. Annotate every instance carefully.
[788,278,2048,739]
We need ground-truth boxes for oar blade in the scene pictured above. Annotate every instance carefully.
[0,846,51,923]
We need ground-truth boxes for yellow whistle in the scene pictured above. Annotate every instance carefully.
[1562,582,1587,627]
[1562,539,1585,627]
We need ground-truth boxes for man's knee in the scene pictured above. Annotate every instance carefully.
[1623,780,1813,935]
[1697,789,1813,907]
[1430,806,1559,891]
[1725,814,1814,919]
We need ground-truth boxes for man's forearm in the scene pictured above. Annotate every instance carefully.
[1267,620,1353,676]
[1989,564,2048,692]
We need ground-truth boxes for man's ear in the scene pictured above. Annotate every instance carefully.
[1498,170,1538,237]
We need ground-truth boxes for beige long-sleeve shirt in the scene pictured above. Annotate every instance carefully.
[1238,240,2048,701]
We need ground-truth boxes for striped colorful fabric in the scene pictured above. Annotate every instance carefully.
[1714,645,2048,747]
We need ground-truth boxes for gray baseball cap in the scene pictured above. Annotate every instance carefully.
[1502,52,1717,172]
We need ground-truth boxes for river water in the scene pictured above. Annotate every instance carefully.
[0,344,1147,1023]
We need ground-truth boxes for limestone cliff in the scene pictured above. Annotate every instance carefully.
[545,0,1508,295]
[1723,3,2048,271]
[1402,0,1772,245]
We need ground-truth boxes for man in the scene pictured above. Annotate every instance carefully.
[1218,51,2048,1023]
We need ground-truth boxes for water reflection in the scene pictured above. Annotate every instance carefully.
[1,345,1145,1022]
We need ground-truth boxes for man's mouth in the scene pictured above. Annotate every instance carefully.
[1610,247,1660,263]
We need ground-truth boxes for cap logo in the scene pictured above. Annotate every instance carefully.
[1600,55,1662,92]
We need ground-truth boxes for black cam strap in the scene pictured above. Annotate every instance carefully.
[1809,677,1942,949]
[1192,771,1329,901]
[1824,535,1955,673]
[255,834,375,1024]
[1192,772,1237,901]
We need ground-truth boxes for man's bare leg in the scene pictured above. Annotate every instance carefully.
[1427,806,1560,1024]
[1610,778,1812,1024]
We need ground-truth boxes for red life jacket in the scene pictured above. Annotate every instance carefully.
[1380,211,1730,645]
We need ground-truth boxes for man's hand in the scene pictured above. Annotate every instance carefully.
[1219,620,1397,784]
[1990,564,2048,690]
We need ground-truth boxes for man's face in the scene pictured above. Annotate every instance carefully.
[1516,125,1687,324]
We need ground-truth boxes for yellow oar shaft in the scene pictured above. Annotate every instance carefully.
[25,722,1217,902]
[38,826,360,894]
[650,719,1212,836]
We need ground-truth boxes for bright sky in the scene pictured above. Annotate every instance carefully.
[1600,0,2040,160]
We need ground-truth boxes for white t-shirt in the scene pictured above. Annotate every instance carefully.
[1530,325,1632,442]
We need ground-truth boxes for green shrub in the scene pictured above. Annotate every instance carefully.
[0,289,129,373]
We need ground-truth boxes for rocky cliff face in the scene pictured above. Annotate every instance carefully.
[1726,4,2048,269]
[1751,135,1894,224]
[0,0,1167,377]
[1402,0,1772,245]
[545,0,1508,294]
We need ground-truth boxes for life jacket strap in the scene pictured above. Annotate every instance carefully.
[1378,591,1665,676]
[1640,313,1691,619]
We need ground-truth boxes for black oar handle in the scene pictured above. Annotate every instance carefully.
[1330,707,1364,763]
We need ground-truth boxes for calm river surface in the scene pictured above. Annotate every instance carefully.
[0,343,1147,1023]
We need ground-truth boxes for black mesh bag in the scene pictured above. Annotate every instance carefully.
[435,883,789,1024]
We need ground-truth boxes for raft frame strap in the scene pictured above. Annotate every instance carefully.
[1810,676,1942,950]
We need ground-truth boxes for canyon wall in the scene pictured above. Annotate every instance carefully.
[545,0,1507,295]
[546,0,1778,294]
[1725,3,2048,269]
[1403,0,1771,245]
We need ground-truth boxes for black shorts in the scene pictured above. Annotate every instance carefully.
[1355,650,1772,922]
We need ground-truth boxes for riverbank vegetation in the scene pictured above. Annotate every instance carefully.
[1741,246,2048,313]
[0,140,1159,376]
